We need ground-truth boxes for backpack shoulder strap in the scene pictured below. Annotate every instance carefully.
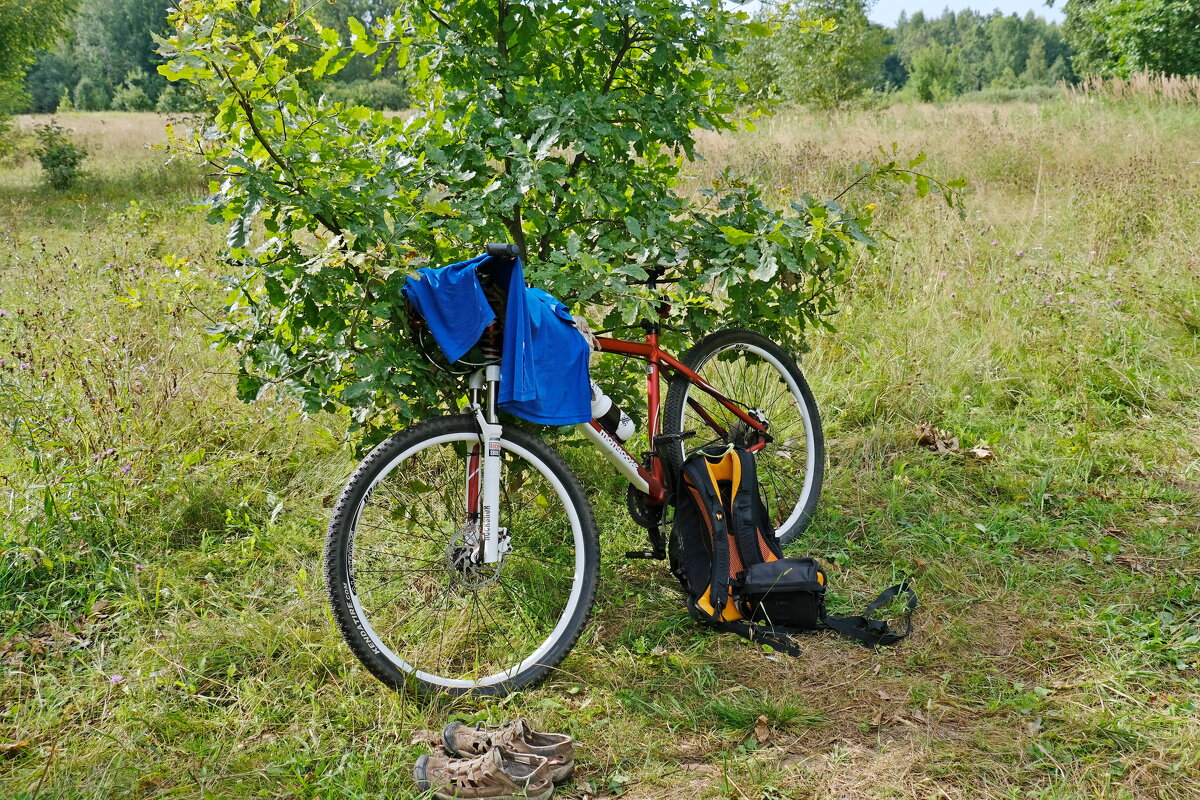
[681,453,734,621]
[729,450,782,569]
[820,582,918,648]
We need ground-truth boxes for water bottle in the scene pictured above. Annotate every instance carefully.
[590,380,636,442]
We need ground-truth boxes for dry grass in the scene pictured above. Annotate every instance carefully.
[1065,71,1200,105]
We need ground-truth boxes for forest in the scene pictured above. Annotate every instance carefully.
[8,0,1200,116]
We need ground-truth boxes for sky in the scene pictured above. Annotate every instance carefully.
[867,0,1065,26]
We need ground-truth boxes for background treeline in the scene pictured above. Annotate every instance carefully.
[735,1,1075,109]
[12,0,1200,114]
[16,0,413,114]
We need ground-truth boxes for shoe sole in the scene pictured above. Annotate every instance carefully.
[442,722,575,785]
[413,753,556,800]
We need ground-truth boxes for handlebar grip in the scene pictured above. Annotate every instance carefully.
[486,242,522,259]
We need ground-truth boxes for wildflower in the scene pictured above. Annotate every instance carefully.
[950,292,957,297]
[135,564,146,572]
[990,240,997,246]
[109,336,118,343]
[0,309,7,317]
[109,674,125,685]
[939,271,948,278]
[1016,250,1025,257]
[119,464,132,474]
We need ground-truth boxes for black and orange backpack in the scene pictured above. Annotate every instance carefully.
[669,444,916,654]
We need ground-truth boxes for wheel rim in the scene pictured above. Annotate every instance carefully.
[343,432,587,690]
[675,343,817,537]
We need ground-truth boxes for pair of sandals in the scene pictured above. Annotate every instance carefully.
[413,719,575,800]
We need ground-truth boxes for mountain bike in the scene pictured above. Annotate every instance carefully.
[324,244,825,696]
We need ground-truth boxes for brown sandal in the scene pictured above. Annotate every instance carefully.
[441,719,574,784]
[413,746,553,800]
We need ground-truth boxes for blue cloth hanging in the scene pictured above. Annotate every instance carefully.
[404,254,592,426]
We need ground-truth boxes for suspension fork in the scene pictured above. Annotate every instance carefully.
[468,365,505,564]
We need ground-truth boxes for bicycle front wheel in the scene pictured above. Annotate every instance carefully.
[662,328,824,546]
[325,415,599,696]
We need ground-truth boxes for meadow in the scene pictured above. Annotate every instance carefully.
[1,100,1199,799]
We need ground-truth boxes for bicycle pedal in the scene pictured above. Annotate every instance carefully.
[625,550,666,560]
[655,430,697,443]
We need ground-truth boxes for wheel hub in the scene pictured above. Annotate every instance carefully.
[729,408,769,449]
[444,526,510,590]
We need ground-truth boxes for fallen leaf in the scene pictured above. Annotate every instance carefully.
[915,421,937,447]
[967,443,994,459]
[916,421,960,455]
[754,714,771,745]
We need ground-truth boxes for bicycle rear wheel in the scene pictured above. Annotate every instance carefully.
[325,415,599,696]
[662,328,824,546]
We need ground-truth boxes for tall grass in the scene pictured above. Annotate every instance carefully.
[1065,71,1200,104]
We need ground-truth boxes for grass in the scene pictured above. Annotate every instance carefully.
[2,101,1199,798]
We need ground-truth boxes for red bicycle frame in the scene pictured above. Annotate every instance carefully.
[459,307,770,558]
[591,331,770,506]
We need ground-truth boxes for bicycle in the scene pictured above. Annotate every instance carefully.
[324,243,825,696]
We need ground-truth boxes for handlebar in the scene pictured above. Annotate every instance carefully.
[486,242,522,260]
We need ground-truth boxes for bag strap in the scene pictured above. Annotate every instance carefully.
[820,582,917,648]
[687,599,804,657]
[728,449,782,567]
[682,457,733,619]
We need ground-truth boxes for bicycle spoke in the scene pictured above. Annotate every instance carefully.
[334,424,592,690]
[667,335,820,543]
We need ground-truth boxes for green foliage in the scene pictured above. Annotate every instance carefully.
[22,50,80,113]
[75,0,171,104]
[73,75,109,111]
[892,9,1074,97]
[908,41,961,101]
[153,83,201,114]
[0,0,79,114]
[732,6,1074,105]
[158,0,952,431]
[1064,0,1200,77]
[322,77,411,111]
[775,0,889,109]
[730,1,888,109]
[20,0,410,113]
[33,121,87,190]
[110,69,154,111]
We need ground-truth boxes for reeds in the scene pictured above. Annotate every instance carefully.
[1064,70,1200,104]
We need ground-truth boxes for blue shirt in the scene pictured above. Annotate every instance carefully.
[404,254,592,426]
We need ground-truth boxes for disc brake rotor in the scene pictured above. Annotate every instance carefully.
[444,527,509,590]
